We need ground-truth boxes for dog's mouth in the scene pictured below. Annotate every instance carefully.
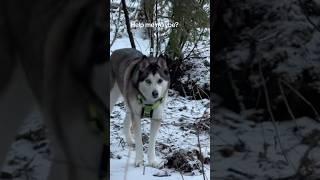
[146,98,159,103]
[151,95,164,103]
[141,95,162,104]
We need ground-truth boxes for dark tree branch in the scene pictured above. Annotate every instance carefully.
[121,0,136,49]
[143,0,155,56]
[298,0,320,33]
[155,0,160,57]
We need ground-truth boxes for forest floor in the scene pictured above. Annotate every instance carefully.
[110,90,210,180]
[214,108,320,179]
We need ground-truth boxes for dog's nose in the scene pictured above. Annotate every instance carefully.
[152,90,159,98]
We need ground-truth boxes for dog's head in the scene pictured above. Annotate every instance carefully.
[136,54,170,103]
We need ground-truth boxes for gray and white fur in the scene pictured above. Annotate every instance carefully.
[110,48,170,167]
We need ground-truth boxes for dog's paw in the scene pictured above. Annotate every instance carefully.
[147,159,163,168]
[135,149,144,167]
[126,138,135,146]
[134,159,144,167]
[127,142,135,148]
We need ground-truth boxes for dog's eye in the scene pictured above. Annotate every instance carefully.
[164,70,169,75]
[145,79,152,85]
[158,79,163,84]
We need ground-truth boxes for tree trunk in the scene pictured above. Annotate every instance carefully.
[121,0,136,49]
[142,0,156,56]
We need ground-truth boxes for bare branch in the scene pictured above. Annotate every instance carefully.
[298,0,320,33]
[278,79,302,136]
[259,60,297,171]
[280,79,320,122]
[121,0,136,49]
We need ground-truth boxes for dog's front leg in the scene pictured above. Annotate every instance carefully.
[148,119,161,167]
[123,111,134,146]
[131,114,144,166]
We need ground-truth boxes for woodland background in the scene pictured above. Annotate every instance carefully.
[213,0,320,179]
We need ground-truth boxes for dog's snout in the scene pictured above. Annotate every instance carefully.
[152,90,159,98]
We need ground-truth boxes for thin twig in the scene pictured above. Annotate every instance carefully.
[280,79,320,122]
[180,83,187,97]
[278,79,302,136]
[192,82,203,100]
[227,168,255,179]
[143,165,146,175]
[259,61,297,171]
[196,82,209,99]
[179,171,185,180]
[298,0,320,33]
[196,127,206,180]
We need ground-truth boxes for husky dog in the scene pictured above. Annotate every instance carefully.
[110,48,170,167]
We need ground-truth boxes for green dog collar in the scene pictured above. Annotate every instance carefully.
[137,94,164,118]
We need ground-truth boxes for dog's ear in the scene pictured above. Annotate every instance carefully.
[138,55,149,70]
[157,54,169,68]
[158,54,167,59]
[131,55,149,86]
[157,54,170,79]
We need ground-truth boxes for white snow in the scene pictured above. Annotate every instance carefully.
[110,90,210,180]
[2,111,50,180]
[110,157,209,180]
[214,108,320,179]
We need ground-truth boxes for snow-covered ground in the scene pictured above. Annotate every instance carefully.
[214,108,320,179]
[1,112,50,180]
[110,90,210,180]
[111,158,208,180]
